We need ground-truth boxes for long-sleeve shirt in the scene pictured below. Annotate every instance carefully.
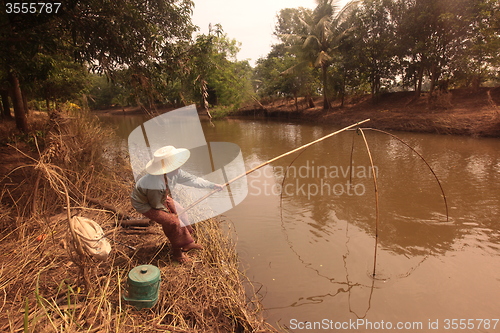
[130,169,216,214]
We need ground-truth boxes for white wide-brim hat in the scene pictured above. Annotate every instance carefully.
[145,146,190,175]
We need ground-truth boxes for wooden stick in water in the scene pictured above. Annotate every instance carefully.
[358,128,380,278]
[176,118,371,216]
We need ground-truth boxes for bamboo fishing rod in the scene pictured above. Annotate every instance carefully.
[176,118,370,216]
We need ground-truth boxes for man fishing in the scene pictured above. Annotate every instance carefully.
[130,145,223,263]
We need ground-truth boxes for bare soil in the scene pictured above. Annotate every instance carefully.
[237,87,500,137]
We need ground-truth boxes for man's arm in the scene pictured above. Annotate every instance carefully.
[176,169,222,190]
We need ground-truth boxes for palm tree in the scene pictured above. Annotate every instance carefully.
[294,0,358,110]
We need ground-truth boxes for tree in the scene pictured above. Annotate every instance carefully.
[86,74,129,110]
[184,24,252,110]
[254,45,318,110]
[256,0,500,106]
[0,88,12,119]
[0,5,61,131]
[285,0,358,109]
[269,9,320,108]
[62,0,195,73]
[1,0,195,131]
[274,7,312,46]
[348,0,398,98]
[449,0,500,89]
[303,0,338,109]
[29,55,90,110]
[7,70,27,130]
[394,0,476,96]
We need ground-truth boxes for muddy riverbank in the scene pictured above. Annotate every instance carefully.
[235,87,500,137]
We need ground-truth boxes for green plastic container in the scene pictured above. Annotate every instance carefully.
[123,264,161,309]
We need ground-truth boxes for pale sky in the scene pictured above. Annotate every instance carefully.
[191,0,349,66]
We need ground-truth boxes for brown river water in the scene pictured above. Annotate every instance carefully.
[103,114,500,332]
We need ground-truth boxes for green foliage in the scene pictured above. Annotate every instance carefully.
[447,0,500,88]
[209,59,253,107]
[347,0,399,96]
[82,24,254,112]
[62,0,196,73]
[1,0,197,127]
[274,7,312,46]
[180,25,253,109]
[2,0,497,121]
[41,57,90,103]
[210,105,239,119]
[87,75,129,110]
[253,45,319,99]
[255,0,500,105]
[258,1,359,109]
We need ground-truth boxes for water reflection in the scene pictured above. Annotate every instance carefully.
[215,120,500,328]
[101,114,500,331]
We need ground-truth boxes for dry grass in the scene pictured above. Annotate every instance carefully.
[0,106,278,333]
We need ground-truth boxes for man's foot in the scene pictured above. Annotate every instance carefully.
[172,248,192,264]
[182,242,203,252]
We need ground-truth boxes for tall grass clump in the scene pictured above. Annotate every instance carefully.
[0,104,278,332]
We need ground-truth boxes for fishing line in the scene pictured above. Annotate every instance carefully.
[396,255,430,279]
[276,127,448,318]
[266,288,357,310]
[277,128,372,310]
[360,128,449,222]
[277,128,355,283]
[278,145,344,283]
[177,119,371,216]
[345,129,375,319]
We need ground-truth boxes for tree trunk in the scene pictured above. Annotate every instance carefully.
[429,63,440,96]
[370,70,381,102]
[340,67,347,107]
[471,75,481,92]
[22,91,30,116]
[322,65,329,110]
[371,72,376,98]
[415,65,424,98]
[0,89,13,119]
[308,96,315,108]
[8,71,28,132]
